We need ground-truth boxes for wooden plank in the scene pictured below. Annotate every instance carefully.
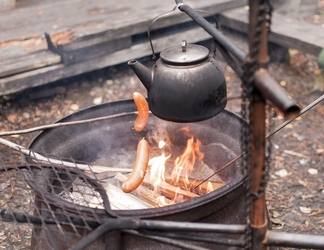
[40,0,245,66]
[0,50,61,78]
[0,0,246,43]
[218,7,324,56]
[0,0,247,94]
[46,34,131,65]
[0,25,212,95]
[0,0,15,11]
[0,36,47,60]
[48,0,247,50]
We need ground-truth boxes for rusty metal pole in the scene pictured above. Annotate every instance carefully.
[248,1,269,249]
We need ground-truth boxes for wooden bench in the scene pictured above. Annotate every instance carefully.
[217,7,324,63]
[2,1,323,96]
[0,0,246,96]
[0,0,15,11]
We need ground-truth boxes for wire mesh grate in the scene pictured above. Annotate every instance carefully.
[0,139,120,249]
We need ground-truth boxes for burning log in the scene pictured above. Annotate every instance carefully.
[164,174,225,194]
[105,183,153,210]
[115,173,173,207]
[143,175,199,201]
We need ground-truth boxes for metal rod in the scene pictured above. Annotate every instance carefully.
[175,0,246,63]
[193,152,245,190]
[0,209,101,228]
[140,220,246,234]
[271,93,324,134]
[265,230,324,249]
[0,137,132,173]
[194,93,324,189]
[0,111,139,136]
[216,43,244,77]
[70,218,140,250]
[141,230,246,247]
[254,69,300,119]
[148,3,184,61]
[0,209,246,235]
[66,217,248,250]
[125,230,211,250]
[4,210,324,249]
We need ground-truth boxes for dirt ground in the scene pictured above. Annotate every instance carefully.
[0,3,324,250]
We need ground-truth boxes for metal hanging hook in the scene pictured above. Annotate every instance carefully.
[148,3,186,61]
[147,3,220,61]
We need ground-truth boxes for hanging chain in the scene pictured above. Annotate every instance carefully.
[263,1,275,199]
[240,1,273,249]
[265,104,277,187]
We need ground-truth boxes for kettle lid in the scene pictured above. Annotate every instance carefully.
[160,40,209,65]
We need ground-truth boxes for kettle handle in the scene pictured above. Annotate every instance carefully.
[148,3,185,61]
[147,3,220,61]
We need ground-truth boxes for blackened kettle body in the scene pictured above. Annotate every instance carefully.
[128,42,227,122]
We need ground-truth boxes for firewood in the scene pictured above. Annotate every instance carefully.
[104,183,153,210]
[143,175,199,201]
[114,173,173,207]
[164,174,225,194]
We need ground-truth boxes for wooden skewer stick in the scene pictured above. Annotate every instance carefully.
[0,112,138,137]
[0,137,132,173]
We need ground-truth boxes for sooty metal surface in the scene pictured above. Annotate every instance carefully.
[28,99,246,250]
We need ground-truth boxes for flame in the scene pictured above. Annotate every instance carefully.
[149,153,170,192]
[147,127,207,202]
[158,140,166,149]
[171,135,204,188]
[156,196,173,206]
[206,181,214,193]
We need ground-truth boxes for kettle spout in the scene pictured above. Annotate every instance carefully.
[128,60,152,90]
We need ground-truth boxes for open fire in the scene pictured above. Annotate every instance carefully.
[28,99,246,249]
[148,126,223,197]
[93,126,225,210]
[61,125,226,210]
[54,95,236,211]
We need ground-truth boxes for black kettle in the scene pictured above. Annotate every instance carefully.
[128,40,227,122]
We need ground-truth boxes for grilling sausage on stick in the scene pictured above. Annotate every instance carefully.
[133,92,149,131]
[122,138,149,193]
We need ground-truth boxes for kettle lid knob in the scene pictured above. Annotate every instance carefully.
[182,40,187,52]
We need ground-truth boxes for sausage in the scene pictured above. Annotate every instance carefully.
[133,92,149,131]
[122,138,149,193]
